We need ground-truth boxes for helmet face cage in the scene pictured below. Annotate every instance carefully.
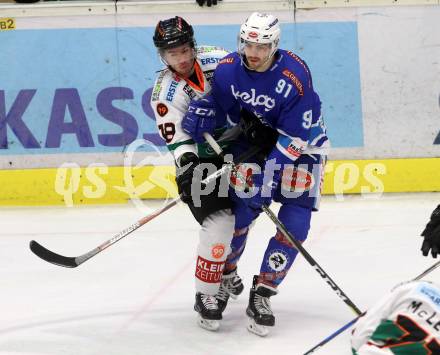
[238,12,281,63]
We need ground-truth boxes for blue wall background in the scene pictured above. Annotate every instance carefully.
[0,22,362,155]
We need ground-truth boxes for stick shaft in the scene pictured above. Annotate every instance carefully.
[204,132,361,315]
[30,143,260,268]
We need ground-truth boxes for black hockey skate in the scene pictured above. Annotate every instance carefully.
[216,269,244,313]
[194,292,222,331]
[246,275,277,337]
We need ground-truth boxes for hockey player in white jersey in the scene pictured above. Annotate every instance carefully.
[150,16,238,331]
[351,280,440,354]
[421,205,440,258]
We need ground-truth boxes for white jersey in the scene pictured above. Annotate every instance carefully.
[351,281,440,355]
[150,45,229,165]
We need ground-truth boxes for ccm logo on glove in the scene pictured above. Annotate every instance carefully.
[187,106,216,117]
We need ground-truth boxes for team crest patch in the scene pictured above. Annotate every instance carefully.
[211,243,225,259]
[156,103,168,117]
[267,250,289,272]
[282,69,304,96]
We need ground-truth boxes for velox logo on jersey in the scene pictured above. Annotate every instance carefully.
[211,243,225,259]
[230,85,275,112]
[281,166,314,192]
[195,256,224,283]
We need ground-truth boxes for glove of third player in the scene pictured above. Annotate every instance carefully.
[421,205,440,258]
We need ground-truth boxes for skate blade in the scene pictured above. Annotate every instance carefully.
[197,316,220,331]
[247,318,269,337]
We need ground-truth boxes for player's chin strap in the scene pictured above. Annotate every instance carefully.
[203,132,362,316]
[302,260,440,355]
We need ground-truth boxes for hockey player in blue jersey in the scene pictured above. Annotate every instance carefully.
[182,12,330,336]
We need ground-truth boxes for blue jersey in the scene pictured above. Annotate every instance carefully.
[212,49,329,162]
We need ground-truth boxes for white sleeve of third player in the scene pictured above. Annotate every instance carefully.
[350,283,413,351]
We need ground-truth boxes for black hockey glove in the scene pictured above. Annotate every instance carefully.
[240,109,278,152]
[196,0,221,6]
[176,153,201,205]
[421,205,440,258]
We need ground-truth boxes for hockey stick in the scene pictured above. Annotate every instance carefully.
[261,205,362,315]
[203,133,362,316]
[302,259,440,355]
[29,199,180,268]
[30,144,261,268]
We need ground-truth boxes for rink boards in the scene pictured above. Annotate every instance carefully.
[0,1,439,205]
[0,158,439,206]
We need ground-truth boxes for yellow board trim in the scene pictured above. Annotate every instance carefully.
[322,158,440,195]
[0,17,15,31]
[0,165,178,206]
[0,158,439,206]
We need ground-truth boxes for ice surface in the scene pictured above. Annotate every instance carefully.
[0,192,439,355]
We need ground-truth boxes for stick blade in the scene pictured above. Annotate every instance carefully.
[29,240,79,268]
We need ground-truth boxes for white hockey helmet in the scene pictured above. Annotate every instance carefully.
[238,12,281,57]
